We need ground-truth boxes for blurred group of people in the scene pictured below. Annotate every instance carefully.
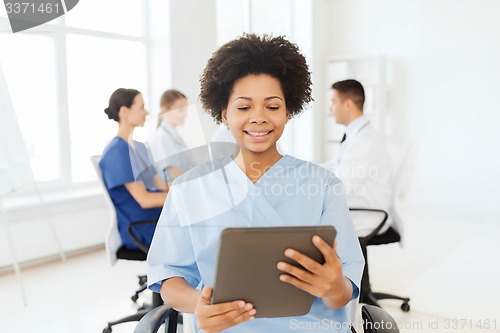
[96,33,394,333]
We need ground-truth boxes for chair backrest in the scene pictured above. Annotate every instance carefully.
[90,155,122,266]
[385,142,411,240]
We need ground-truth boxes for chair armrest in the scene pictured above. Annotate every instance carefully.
[361,304,400,332]
[133,304,178,333]
[127,220,158,254]
[349,208,388,245]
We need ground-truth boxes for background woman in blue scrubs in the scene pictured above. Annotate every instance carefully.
[100,88,167,250]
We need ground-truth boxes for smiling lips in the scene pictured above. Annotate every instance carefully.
[246,130,271,136]
[244,129,273,141]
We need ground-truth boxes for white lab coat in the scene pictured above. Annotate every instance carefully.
[323,115,392,237]
[148,120,194,183]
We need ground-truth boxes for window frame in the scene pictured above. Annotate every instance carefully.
[0,3,151,194]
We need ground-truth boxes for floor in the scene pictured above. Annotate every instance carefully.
[1,205,499,333]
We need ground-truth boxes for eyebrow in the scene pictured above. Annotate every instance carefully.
[233,96,284,102]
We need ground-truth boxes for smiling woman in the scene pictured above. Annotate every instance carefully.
[222,74,289,179]
[147,34,364,333]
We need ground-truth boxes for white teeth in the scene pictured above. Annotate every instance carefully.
[247,131,270,137]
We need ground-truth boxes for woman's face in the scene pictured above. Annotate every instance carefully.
[162,97,188,127]
[122,93,148,127]
[222,74,288,155]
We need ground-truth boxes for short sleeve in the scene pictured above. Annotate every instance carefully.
[321,175,365,300]
[147,184,201,292]
[100,143,135,190]
[133,142,160,188]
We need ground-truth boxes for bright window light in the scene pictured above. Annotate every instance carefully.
[250,0,292,36]
[66,34,148,183]
[64,0,144,37]
[0,33,60,182]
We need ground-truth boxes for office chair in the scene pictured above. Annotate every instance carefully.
[351,143,411,312]
[360,304,400,333]
[90,155,179,333]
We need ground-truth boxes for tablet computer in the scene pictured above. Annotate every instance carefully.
[211,225,337,318]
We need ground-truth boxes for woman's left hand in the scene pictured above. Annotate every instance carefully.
[276,236,347,301]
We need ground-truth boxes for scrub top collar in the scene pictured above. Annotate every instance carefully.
[226,154,292,187]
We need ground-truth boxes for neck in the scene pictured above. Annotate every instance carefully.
[167,117,177,129]
[159,108,177,129]
[234,147,282,183]
[160,115,177,129]
[117,123,134,142]
[346,112,363,126]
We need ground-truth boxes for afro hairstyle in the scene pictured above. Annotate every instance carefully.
[200,33,313,124]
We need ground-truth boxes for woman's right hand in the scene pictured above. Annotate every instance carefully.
[194,286,256,333]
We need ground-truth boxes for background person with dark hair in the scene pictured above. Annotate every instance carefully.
[147,34,364,333]
[99,88,167,250]
[323,79,392,237]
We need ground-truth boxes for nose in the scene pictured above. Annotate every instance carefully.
[249,105,268,124]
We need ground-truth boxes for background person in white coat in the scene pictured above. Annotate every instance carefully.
[323,79,392,237]
[148,89,194,184]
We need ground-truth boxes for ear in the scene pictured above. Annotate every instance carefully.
[345,98,355,110]
[118,105,128,120]
[221,109,228,125]
[286,110,291,122]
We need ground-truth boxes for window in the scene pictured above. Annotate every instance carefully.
[65,0,144,37]
[216,0,292,45]
[215,0,313,158]
[66,35,147,182]
[0,2,148,188]
[0,34,60,182]
[250,0,292,37]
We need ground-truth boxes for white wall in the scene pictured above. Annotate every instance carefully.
[145,0,172,136]
[0,191,108,269]
[325,0,500,221]
[169,0,219,144]
[310,0,335,162]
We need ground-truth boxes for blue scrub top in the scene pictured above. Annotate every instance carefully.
[100,136,161,250]
[147,155,364,332]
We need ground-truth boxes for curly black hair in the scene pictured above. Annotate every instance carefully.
[200,34,313,124]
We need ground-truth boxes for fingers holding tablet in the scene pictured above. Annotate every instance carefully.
[277,237,344,299]
[195,286,255,333]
